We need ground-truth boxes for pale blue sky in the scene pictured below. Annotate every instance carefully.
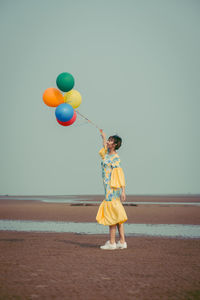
[0,0,200,195]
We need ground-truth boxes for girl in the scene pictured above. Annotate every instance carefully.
[96,129,128,250]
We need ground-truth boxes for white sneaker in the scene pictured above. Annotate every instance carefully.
[116,241,127,249]
[100,241,117,250]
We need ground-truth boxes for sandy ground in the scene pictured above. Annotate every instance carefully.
[0,232,200,300]
[0,196,200,300]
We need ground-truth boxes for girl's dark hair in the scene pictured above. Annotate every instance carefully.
[109,135,122,150]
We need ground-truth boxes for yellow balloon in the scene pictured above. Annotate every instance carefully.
[64,89,82,109]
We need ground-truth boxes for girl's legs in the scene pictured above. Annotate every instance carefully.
[117,223,126,243]
[109,225,117,244]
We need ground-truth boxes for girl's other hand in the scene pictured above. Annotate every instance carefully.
[121,191,126,202]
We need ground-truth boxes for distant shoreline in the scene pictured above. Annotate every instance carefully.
[1,194,200,197]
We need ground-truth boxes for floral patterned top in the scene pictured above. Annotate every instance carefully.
[99,147,125,201]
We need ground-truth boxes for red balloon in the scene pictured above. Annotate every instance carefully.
[56,111,77,126]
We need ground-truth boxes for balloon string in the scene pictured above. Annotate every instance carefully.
[76,110,100,130]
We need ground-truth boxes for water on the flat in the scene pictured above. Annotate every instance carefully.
[0,220,199,238]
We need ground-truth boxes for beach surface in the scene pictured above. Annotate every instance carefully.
[0,195,200,300]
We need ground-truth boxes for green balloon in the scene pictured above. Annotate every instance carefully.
[56,72,75,92]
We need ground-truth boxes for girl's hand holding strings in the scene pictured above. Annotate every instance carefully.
[100,129,107,148]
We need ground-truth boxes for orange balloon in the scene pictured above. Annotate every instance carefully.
[43,87,64,107]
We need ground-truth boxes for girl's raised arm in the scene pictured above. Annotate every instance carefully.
[100,129,107,148]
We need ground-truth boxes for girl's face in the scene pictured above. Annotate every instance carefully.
[106,137,116,151]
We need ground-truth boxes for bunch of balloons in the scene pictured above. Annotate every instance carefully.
[43,72,82,126]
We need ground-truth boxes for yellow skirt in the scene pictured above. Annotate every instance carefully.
[96,198,128,226]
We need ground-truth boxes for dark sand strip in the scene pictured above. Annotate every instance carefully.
[0,199,200,224]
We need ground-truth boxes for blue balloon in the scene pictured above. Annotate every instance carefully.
[55,103,74,122]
